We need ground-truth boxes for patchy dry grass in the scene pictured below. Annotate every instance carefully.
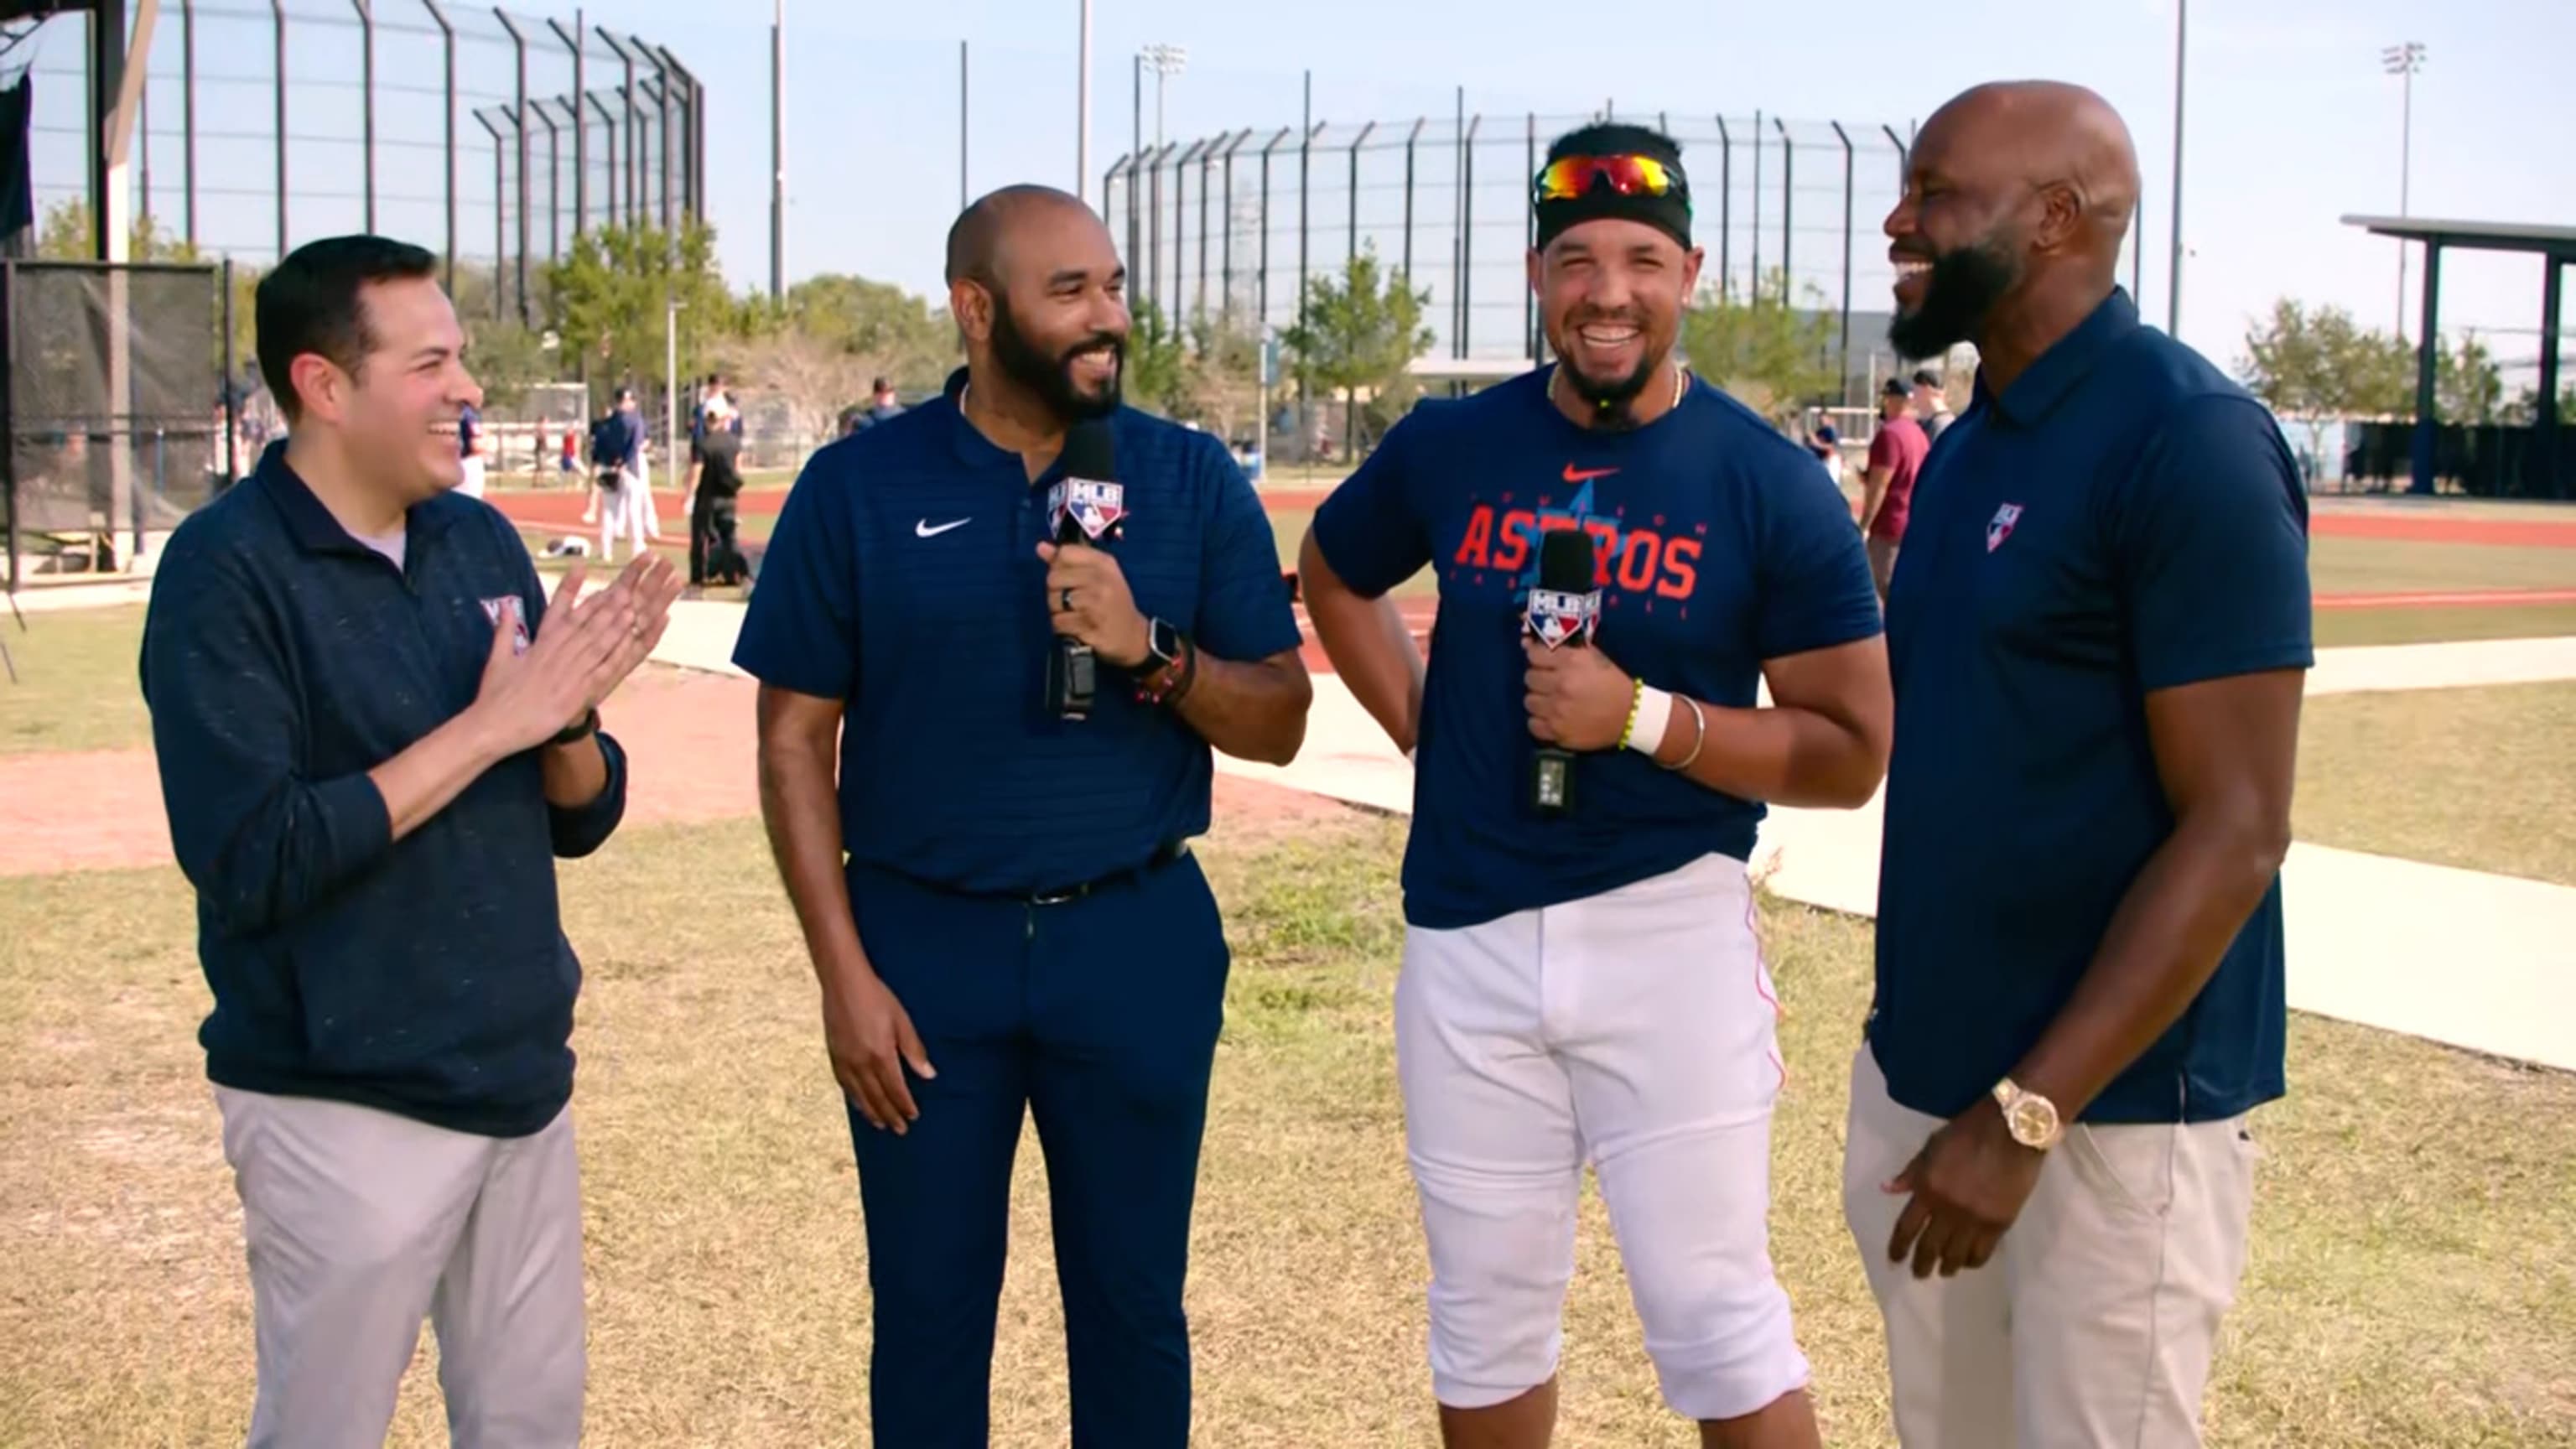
[3,812,2573,1446]
[2293,679,2576,887]
[0,603,153,755]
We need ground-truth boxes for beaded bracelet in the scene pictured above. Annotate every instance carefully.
[1616,677,1644,750]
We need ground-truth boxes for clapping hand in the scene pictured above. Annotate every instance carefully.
[473,553,684,755]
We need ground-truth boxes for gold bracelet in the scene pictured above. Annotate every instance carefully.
[1662,696,1707,771]
[1616,676,1644,750]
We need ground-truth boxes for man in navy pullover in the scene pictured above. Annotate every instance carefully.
[140,234,682,1447]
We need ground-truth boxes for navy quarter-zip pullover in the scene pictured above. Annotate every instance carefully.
[139,440,629,1136]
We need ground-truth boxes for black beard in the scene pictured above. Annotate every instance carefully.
[1551,330,1660,431]
[1888,236,2020,361]
[991,295,1123,423]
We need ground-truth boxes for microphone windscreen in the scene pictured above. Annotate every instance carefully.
[1536,527,1596,595]
[1061,415,1118,483]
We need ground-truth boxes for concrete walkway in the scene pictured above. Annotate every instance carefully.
[647,603,2576,1073]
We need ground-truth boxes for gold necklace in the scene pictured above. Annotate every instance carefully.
[1554,360,1685,419]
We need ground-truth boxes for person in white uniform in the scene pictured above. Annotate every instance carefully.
[1298,122,1894,1449]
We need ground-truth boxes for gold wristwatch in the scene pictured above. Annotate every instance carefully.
[1991,1077,2064,1150]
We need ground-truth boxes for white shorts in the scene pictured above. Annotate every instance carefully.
[1394,851,1809,1421]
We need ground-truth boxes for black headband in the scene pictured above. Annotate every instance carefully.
[1533,155,1694,252]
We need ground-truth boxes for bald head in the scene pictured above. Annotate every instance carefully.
[1883,80,2140,364]
[1923,80,2138,274]
[944,184,1099,289]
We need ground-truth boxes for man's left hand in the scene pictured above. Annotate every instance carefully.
[1524,637,1635,750]
[1039,540,1150,668]
[1883,1097,2049,1280]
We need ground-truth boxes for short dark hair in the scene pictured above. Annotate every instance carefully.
[254,234,440,423]
[1911,368,1942,387]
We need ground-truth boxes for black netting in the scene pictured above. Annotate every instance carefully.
[4,261,226,581]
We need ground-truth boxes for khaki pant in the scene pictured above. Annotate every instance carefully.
[1867,536,1900,600]
[215,1086,586,1448]
[1840,1044,2258,1448]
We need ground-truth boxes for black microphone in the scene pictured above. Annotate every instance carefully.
[1046,417,1125,721]
[1526,528,1600,816]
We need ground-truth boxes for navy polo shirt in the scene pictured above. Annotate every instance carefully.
[139,440,629,1137]
[1870,288,2314,1125]
[1312,366,1884,931]
[730,389,1303,896]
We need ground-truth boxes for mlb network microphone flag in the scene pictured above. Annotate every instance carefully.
[1527,528,1598,815]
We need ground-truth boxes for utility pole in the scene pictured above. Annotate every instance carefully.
[769,0,784,299]
[2383,40,2427,340]
[2166,0,2185,339]
[1077,0,1092,205]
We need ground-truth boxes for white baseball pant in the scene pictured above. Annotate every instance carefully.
[1394,850,1810,1422]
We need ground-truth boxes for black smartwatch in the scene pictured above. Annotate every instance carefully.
[1140,616,1185,674]
[548,707,600,747]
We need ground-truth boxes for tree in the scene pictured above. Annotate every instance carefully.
[2237,296,2423,476]
[37,198,200,263]
[1681,267,1840,418]
[1280,242,1433,459]
[542,217,753,410]
[776,272,957,390]
[460,319,558,412]
[2438,330,2504,425]
[1122,299,1192,419]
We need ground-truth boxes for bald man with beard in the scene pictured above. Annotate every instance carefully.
[1846,82,2310,1446]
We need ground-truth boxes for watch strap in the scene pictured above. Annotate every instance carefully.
[548,707,600,747]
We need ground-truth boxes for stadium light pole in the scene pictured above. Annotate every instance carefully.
[1141,43,1184,153]
[2383,40,2426,340]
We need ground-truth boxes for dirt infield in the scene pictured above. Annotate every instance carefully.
[0,667,1362,878]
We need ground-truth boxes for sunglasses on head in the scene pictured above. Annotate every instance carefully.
[1533,153,1685,205]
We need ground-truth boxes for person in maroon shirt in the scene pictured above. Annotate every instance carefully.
[1862,376,1931,601]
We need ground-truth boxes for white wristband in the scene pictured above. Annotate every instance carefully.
[1625,683,1675,757]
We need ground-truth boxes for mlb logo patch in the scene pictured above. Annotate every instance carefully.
[1053,478,1127,542]
[480,595,532,656]
[1524,586,1598,649]
[1987,503,2024,553]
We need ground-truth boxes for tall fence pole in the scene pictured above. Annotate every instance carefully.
[1296,70,1311,331]
[1346,121,1374,265]
[354,0,375,231]
[498,11,531,323]
[1461,113,1479,356]
[271,0,287,256]
[476,109,504,318]
[548,15,579,239]
[538,101,561,264]
[644,34,673,236]
[1524,112,1535,362]
[1258,128,1283,334]
[1749,108,1763,295]
[221,256,236,480]
[180,0,195,246]
[424,1,453,289]
[1775,117,1793,305]
[1715,116,1732,302]
[1831,121,1853,397]
[1401,117,1420,286]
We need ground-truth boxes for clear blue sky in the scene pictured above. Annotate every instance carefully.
[18,0,2572,390]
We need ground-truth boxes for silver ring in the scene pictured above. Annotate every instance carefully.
[1058,586,1075,613]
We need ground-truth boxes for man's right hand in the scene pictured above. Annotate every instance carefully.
[824,969,935,1133]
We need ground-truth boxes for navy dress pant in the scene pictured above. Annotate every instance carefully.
[843,846,1231,1447]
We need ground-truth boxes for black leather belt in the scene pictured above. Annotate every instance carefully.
[1027,839,1191,906]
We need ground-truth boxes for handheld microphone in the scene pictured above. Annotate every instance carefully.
[1526,528,1600,816]
[1046,417,1126,721]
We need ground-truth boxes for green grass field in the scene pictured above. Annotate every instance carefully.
[3,813,2571,1446]
[2294,679,2576,886]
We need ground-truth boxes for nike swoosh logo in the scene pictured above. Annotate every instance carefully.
[1562,465,1620,483]
[915,517,970,538]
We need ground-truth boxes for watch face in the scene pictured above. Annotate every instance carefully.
[1150,619,1182,664]
[2007,1094,2059,1148]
